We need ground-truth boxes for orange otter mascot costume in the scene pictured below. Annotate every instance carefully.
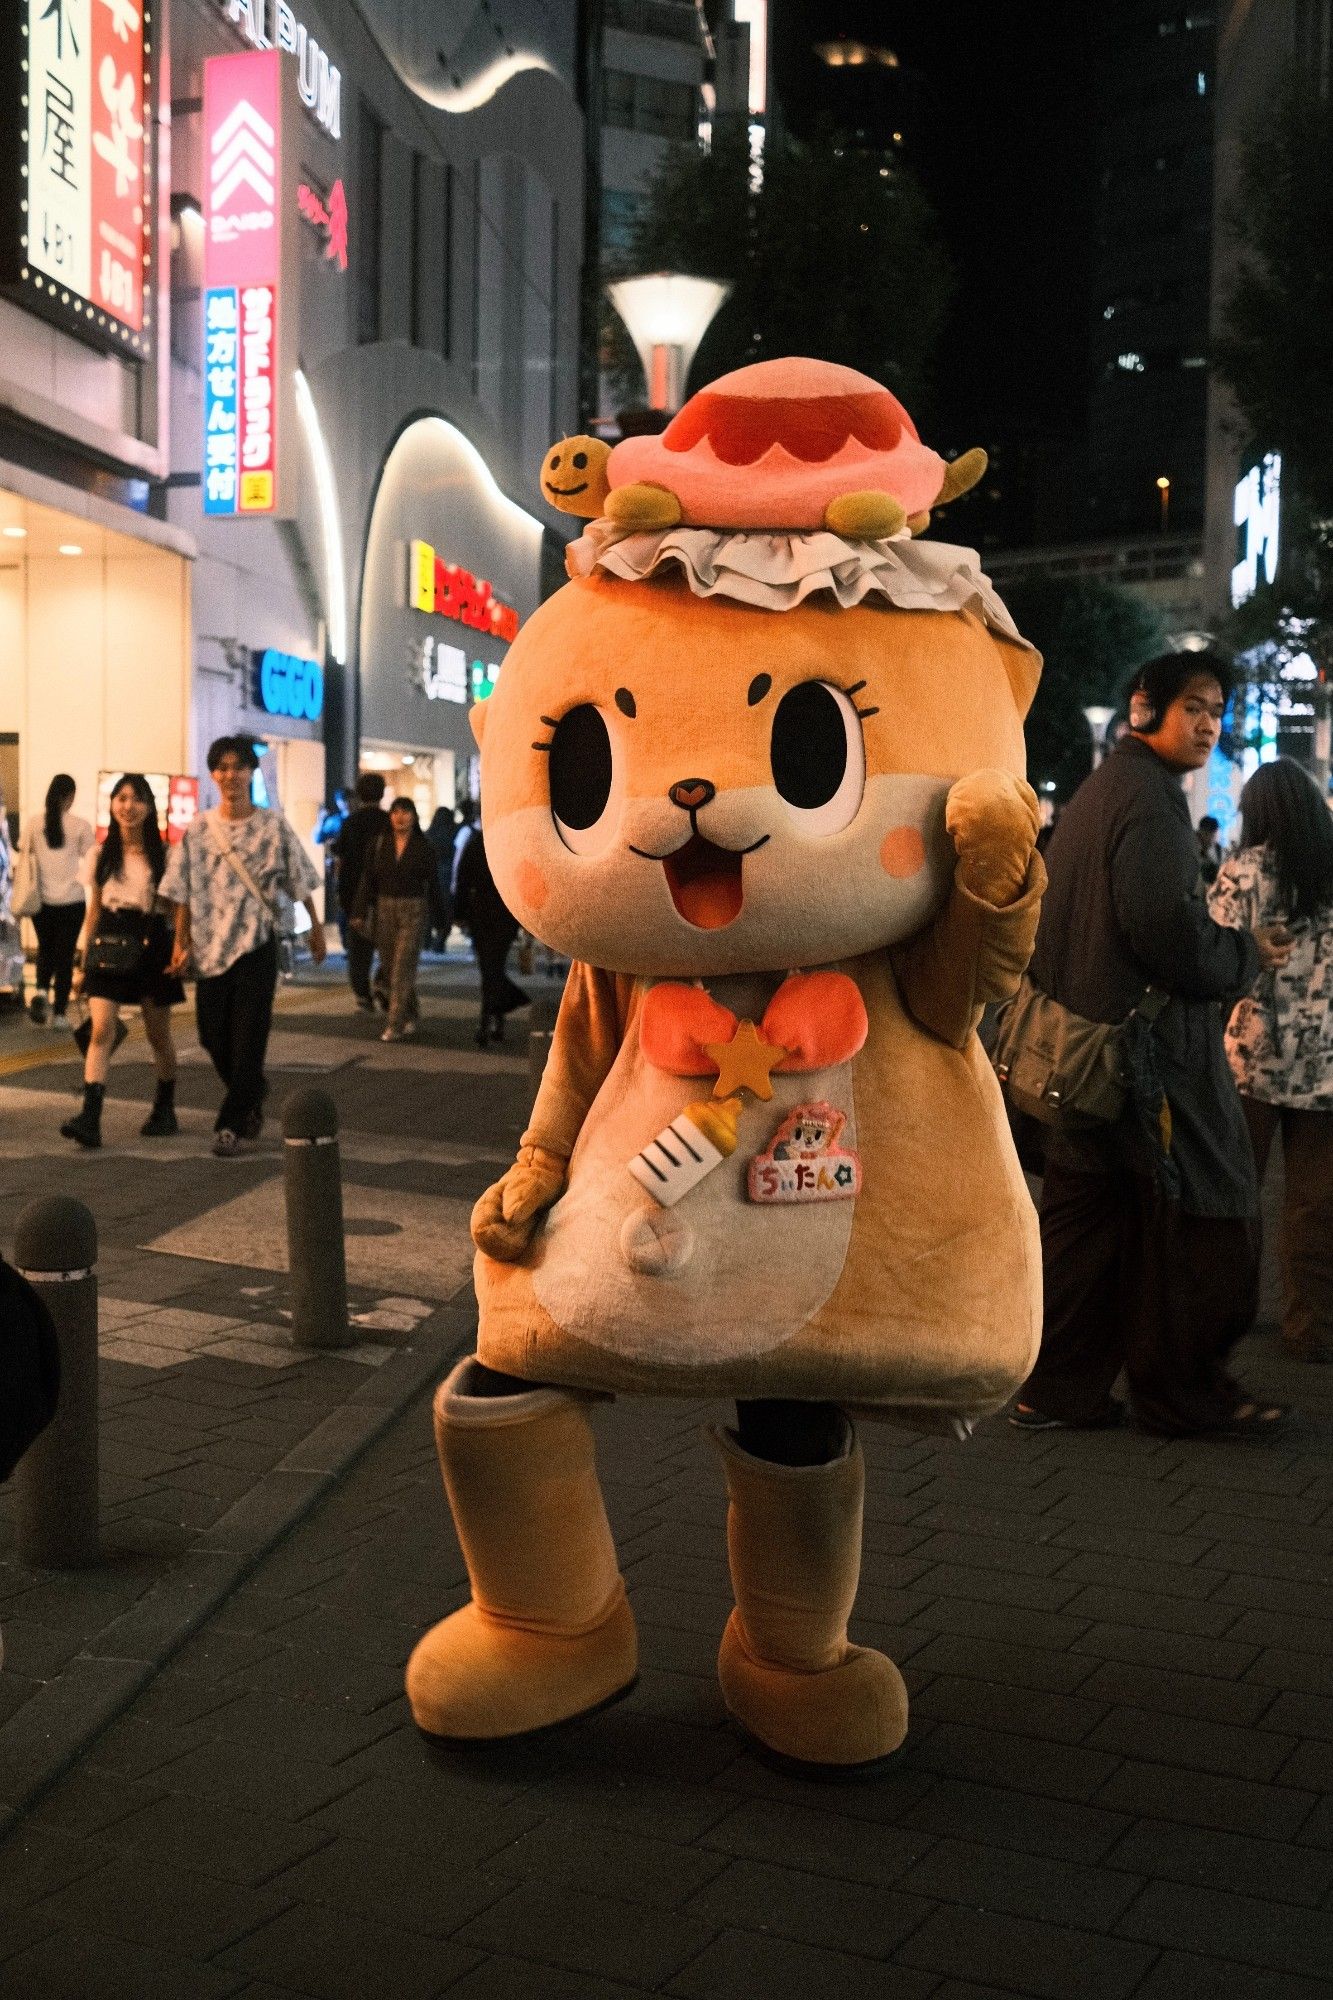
[407,359,1045,1770]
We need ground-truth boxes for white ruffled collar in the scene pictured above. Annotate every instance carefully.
[566,519,1032,650]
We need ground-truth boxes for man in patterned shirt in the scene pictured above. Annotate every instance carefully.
[164,737,326,1156]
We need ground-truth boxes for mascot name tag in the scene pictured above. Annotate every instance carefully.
[749,1102,861,1205]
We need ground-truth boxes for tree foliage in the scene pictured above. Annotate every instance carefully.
[1003,576,1166,799]
[1213,79,1333,668]
[604,130,955,415]
[1213,80,1333,521]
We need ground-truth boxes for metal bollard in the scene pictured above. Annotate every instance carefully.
[14,1196,99,1567]
[282,1088,353,1349]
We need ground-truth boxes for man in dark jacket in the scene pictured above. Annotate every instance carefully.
[333,773,387,1009]
[1014,651,1293,1438]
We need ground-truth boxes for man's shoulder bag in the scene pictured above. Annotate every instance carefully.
[990,974,1169,1129]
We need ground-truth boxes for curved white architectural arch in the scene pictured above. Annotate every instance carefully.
[295,369,347,667]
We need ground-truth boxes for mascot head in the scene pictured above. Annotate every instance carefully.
[473,359,1040,979]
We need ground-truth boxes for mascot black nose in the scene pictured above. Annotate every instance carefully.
[669,778,716,811]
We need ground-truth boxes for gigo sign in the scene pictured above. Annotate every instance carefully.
[203,50,286,516]
[408,539,520,643]
[252,646,323,720]
[16,0,155,355]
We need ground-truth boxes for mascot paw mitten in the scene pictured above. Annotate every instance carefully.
[946,769,1041,909]
[711,1421,908,1769]
[406,1358,637,1740]
[470,1144,567,1262]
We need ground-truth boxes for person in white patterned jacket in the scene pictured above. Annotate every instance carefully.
[163,736,325,1157]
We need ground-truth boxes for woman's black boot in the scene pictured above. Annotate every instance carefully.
[140,1078,178,1137]
[61,1082,105,1149]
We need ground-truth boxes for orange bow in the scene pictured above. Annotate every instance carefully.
[640,973,868,1082]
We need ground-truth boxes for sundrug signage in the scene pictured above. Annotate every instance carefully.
[251,646,323,720]
[11,0,155,355]
[407,539,521,643]
[202,51,285,516]
[218,0,341,140]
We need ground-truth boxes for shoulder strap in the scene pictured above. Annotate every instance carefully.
[1134,985,1170,1024]
[204,811,278,923]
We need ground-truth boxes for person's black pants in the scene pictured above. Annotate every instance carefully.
[33,902,84,1015]
[194,938,278,1134]
[1022,1156,1260,1434]
[474,924,526,1027]
[346,925,376,1002]
[465,1363,843,1465]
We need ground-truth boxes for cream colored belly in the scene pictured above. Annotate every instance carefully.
[531,1049,857,1368]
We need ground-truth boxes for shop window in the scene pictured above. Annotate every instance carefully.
[357,99,385,345]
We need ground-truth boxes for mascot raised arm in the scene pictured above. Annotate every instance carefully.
[407,358,1045,1772]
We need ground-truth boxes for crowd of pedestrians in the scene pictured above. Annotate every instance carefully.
[1010,650,1331,1439]
[9,697,1328,1400]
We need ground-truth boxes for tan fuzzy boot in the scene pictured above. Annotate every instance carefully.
[713,1422,908,1769]
[406,1358,637,1740]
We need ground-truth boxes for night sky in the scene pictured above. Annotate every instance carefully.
[772,0,1096,536]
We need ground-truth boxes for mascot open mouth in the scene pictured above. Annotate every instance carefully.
[662,834,747,930]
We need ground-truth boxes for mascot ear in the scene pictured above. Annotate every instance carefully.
[994,636,1041,722]
[470,699,488,749]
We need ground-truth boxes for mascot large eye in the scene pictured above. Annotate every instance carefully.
[770,681,866,836]
[549,703,620,854]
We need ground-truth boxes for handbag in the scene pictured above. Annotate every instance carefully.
[12,843,40,920]
[991,974,1168,1129]
[73,1009,129,1059]
[84,925,149,978]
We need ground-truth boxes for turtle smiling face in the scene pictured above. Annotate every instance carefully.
[470,572,1039,980]
[542,436,611,517]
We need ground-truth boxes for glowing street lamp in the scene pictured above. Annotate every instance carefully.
[1083,703,1116,769]
[607,273,732,414]
[1156,474,1171,533]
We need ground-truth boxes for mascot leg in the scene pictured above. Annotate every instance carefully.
[712,1408,908,1770]
[406,1358,638,1740]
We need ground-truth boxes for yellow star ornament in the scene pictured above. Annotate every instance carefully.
[703,1019,789,1102]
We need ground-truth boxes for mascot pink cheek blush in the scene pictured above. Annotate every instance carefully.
[880,825,927,878]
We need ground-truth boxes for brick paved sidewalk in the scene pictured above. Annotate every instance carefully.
[0,954,547,1823]
[1,1299,1330,1996]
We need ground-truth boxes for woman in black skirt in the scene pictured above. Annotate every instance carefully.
[62,774,184,1149]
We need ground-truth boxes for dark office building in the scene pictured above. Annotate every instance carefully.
[1087,4,1216,538]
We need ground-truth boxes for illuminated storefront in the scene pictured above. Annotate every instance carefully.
[0,486,191,846]
[358,417,544,821]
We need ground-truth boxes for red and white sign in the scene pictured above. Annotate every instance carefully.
[25,0,152,348]
[408,538,521,643]
[205,50,279,286]
[203,51,282,516]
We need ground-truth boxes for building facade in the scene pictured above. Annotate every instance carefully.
[1086,3,1215,540]
[1203,0,1333,795]
[0,0,586,881]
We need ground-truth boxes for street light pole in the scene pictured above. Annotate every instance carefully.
[1156,475,1171,534]
[1083,704,1116,770]
[607,273,732,415]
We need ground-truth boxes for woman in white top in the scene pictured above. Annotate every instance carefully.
[23,774,93,1026]
[62,774,185,1150]
[1209,758,1333,1362]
